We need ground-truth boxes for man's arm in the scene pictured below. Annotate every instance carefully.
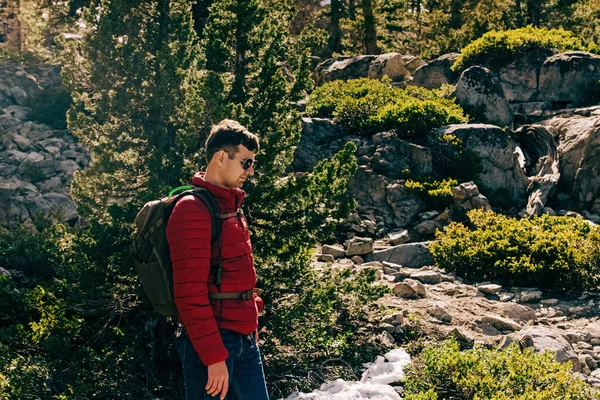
[167,196,228,365]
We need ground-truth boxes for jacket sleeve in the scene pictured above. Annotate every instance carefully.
[166,195,228,366]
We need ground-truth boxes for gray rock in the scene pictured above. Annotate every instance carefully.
[517,290,542,303]
[453,66,513,127]
[478,283,503,295]
[412,53,461,89]
[429,307,452,324]
[498,302,537,323]
[316,254,335,262]
[539,114,600,209]
[388,230,410,245]
[370,134,432,178]
[321,244,346,259]
[515,326,580,371]
[346,237,374,256]
[385,182,424,227]
[452,327,474,345]
[538,52,600,104]
[434,125,529,204]
[368,52,410,82]
[368,241,434,268]
[481,315,522,332]
[311,55,377,86]
[393,279,426,298]
[410,270,442,284]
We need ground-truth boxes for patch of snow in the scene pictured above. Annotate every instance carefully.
[283,348,410,400]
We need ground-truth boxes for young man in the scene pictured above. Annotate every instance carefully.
[166,119,268,400]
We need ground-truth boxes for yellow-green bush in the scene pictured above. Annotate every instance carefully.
[306,78,467,140]
[452,26,591,72]
[405,178,458,210]
[404,340,600,400]
[430,209,600,291]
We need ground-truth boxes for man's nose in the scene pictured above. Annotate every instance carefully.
[246,165,255,176]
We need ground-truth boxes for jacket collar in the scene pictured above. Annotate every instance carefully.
[191,172,245,211]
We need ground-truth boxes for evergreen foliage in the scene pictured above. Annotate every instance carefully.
[431,209,600,291]
[306,78,467,140]
[452,26,592,72]
[404,339,600,399]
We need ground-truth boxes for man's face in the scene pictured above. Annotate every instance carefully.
[220,145,256,189]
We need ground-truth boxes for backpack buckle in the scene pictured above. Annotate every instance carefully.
[240,290,253,301]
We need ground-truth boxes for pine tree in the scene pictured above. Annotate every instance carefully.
[200,0,356,269]
[60,0,204,223]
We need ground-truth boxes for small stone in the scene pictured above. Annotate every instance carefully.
[345,237,374,256]
[382,261,402,271]
[578,342,594,351]
[321,244,346,259]
[351,223,365,233]
[481,315,522,332]
[393,279,426,299]
[429,307,452,324]
[351,256,364,264]
[499,292,515,302]
[517,290,542,303]
[478,283,502,295]
[410,270,442,284]
[591,338,600,346]
[316,254,335,262]
[388,230,410,245]
[540,298,560,306]
[452,327,474,345]
[380,323,396,334]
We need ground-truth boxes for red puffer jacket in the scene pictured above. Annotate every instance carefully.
[166,172,262,366]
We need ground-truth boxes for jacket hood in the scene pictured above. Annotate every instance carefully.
[191,172,246,211]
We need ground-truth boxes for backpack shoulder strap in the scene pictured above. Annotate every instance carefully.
[188,187,223,286]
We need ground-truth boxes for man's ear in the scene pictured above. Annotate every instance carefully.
[216,150,226,166]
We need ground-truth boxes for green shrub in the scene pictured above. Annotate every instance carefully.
[306,78,467,140]
[405,178,458,210]
[404,340,600,400]
[430,209,600,291]
[263,264,391,396]
[452,26,590,72]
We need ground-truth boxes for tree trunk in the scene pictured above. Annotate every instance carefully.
[348,0,357,20]
[362,0,378,54]
[450,0,461,29]
[191,0,214,39]
[515,0,523,27]
[526,0,541,27]
[231,0,248,104]
[327,0,342,56]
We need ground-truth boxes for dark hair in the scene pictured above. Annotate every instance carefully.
[205,119,260,162]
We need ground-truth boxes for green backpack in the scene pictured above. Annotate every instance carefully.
[133,186,223,316]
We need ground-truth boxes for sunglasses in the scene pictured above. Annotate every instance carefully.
[226,152,257,170]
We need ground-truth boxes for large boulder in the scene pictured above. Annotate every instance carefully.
[311,55,377,86]
[368,53,410,82]
[539,113,600,208]
[292,118,348,171]
[385,181,425,228]
[367,241,434,268]
[370,132,432,178]
[498,52,552,102]
[515,326,580,371]
[538,52,600,104]
[433,124,530,204]
[513,125,560,215]
[453,66,512,128]
[411,53,461,89]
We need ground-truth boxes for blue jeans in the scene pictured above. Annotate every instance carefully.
[175,328,269,400]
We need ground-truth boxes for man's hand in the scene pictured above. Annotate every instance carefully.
[254,329,259,343]
[206,361,229,400]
